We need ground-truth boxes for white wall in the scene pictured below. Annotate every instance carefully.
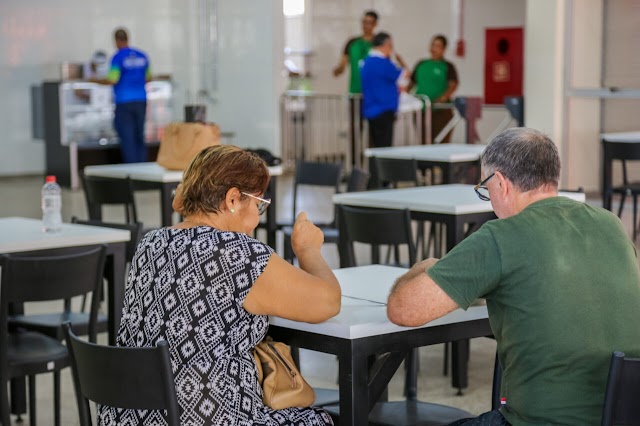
[524,0,565,145]
[308,0,527,143]
[213,0,286,154]
[0,0,197,176]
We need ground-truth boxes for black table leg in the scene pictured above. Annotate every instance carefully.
[106,242,126,346]
[160,182,179,227]
[338,349,369,426]
[267,176,278,248]
[452,339,470,394]
[443,164,455,184]
[447,217,470,393]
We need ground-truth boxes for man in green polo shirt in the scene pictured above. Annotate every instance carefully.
[387,127,640,425]
[408,34,459,143]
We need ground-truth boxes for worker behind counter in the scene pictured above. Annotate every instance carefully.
[91,27,151,163]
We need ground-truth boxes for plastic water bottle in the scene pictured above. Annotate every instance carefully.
[42,175,62,233]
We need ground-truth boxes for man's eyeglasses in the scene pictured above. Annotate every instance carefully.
[474,173,495,201]
[241,192,271,215]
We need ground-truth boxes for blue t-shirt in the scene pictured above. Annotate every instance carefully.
[107,47,150,104]
[360,53,402,119]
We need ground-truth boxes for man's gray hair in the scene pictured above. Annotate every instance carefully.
[481,127,560,192]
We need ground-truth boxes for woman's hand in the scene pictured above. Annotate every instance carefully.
[291,211,324,256]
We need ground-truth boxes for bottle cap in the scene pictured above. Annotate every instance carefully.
[45,175,57,183]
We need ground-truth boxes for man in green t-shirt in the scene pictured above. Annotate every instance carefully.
[408,35,459,143]
[387,127,640,426]
[333,10,377,94]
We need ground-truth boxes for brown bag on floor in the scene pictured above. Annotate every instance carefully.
[253,337,316,410]
[157,122,220,170]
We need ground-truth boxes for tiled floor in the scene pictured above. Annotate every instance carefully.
[0,173,635,425]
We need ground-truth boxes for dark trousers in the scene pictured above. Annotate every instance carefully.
[368,110,396,148]
[114,101,147,163]
[447,409,511,426]
[432,108,454,143]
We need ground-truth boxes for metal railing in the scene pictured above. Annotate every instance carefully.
[280,92,432,172]
[280,92,524,170]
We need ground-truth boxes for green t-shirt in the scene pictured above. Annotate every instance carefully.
[344,36,372,94]
[411,59,458,101]
[428,197,640,426]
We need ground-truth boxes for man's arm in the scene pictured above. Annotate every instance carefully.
[406,62,419,93]
[333,54,349,77]
[394,52,408,70]
[387,258,459,327]
[435,80,458,103]
[91,63,120,86]
[435,62,459,102]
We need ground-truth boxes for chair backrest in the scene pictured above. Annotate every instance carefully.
[338,205,416,267]
[346,168,370,193]
[71,217,143,263]
[81,173,138,223]
[292,161,343,223]
[62,323,181,426]
[0,246,106,345]
[372,157,419,188]
[603,142,640,186]
[601,351,640,426]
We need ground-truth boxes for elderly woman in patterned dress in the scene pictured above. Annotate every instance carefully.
[98,145,340,425]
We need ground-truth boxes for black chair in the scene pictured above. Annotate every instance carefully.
[371,157,420,189]
[338,205,416,268]
[70,217,143,265]
[602,140,640,239]
[0,247,105,426]
[8,245,108,344]
[62,323,181,426]
[70,217,143,314]
[81,173,138,223]
[76,216,144,313]
[601,351,640,426]
[278,161,342,256]
[346,167,371,194]
[283,168,370,263]
[290,161,343,227]
[370,157,437,259]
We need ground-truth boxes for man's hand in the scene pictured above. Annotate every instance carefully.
[333,64,345,77]
[394,52,408,69]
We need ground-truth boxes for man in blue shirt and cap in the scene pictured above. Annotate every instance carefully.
[94,28,151,163]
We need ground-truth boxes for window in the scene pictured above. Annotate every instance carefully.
[283,0,304,17]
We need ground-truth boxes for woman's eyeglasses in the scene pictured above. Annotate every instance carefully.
[241,192,271,215]
[473,173,495,201]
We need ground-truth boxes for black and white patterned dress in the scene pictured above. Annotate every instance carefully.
[98,226,333,426]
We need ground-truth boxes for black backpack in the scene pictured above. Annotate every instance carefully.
[246,148,282,167]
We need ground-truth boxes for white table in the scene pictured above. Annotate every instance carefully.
[601,132,640,210]
[84,162,284,247]
[334,184,586,252]
[0,217,130,344]
[365,144,486,163]
[365,144,487,184]
[268,265,491,426]
[601,132,640,143]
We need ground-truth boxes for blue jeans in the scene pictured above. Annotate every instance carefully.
[114,101,147,163]
[448,410,511,426]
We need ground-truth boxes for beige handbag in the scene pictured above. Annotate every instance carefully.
[253,337,316,410]
[156,122,220,170]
